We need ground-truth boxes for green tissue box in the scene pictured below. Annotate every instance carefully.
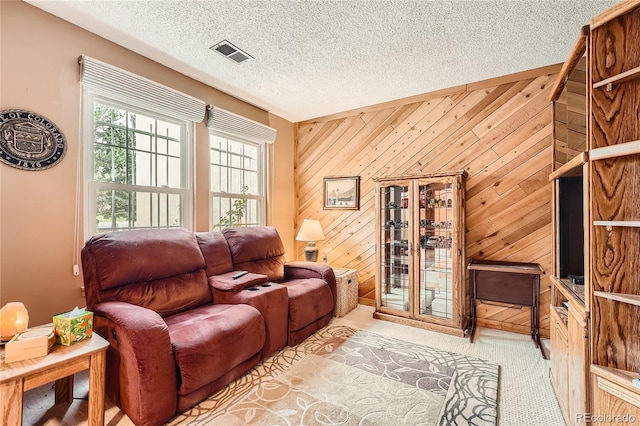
[53,309,93,345]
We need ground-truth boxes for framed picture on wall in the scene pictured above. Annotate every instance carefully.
[323,176,360,210]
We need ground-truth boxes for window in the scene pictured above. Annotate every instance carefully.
[79,55,204,237]
[209,135,264,230]
[86,96,192,234]
[207,105,276,231]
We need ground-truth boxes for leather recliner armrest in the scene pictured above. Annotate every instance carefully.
[284,261,333,280]
[284,261,338,308]
[93,301,177,426]
[208,271,269,291]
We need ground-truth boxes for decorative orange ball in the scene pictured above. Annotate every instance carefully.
[0,302,29,340]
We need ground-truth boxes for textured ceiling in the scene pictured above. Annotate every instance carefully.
[27,0,617,122]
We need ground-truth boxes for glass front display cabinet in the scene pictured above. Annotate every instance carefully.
[374,171,467,336]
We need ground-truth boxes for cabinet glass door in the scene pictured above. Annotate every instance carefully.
[380,183,411,313]
[417,182,454,319]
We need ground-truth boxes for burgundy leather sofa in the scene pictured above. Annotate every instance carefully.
[81,226,336,426]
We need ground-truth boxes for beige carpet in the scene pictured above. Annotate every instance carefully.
[23,305,563,426]
[169,325,498,425]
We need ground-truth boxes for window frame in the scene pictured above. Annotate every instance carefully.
[83,91,194,237]
[208,132,267,230]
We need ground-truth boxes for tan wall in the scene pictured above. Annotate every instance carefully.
[0,1,295,325]
[296,65,560,338]
[268,113,296,256]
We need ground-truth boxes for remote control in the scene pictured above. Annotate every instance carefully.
[232,271,248,279]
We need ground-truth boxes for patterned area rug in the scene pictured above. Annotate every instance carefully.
[169,325,499,425]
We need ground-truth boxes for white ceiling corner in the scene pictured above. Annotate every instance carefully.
[26,0,618,122]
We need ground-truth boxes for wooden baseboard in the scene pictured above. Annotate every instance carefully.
[372,312,466,337]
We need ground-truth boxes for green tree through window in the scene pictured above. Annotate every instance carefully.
[93,103,135,229]
[217,186,248,227]
[209,135,264,230]
[87,97,190,234]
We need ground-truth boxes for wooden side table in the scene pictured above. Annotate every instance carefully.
[0,332,109,425]
[467,259,545,358]
[333,268,358,317]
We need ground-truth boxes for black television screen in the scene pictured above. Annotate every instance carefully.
[558,177,584,279]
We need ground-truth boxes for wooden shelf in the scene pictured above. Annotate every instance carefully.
[590,140,640,161]
[594,291,640,307]
[549,152,587,181]
[551,275,586,305]
[592,65,640,90]
[591,364,640,396]
[593,220,640,228]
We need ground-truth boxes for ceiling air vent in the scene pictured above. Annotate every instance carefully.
[210,40,253,64]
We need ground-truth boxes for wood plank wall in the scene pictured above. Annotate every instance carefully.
[295,65,561,338]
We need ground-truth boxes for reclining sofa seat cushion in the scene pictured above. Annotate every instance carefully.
[165,303,265,395]
[210,280,288,356]
[81,228,266,426]
[221,226,335,345]
[282,261,336,346]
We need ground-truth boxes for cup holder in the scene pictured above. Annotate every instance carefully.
[247,287,260,291]
[260,284,272,287]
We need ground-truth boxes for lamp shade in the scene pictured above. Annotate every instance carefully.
[296,219,325,242]
[0,302,29,340]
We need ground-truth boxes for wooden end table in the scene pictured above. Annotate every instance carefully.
[0,332,109,425]
[467,259,546,358]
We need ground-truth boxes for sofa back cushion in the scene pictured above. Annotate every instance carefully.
[222,226,286,282]
[195,231,234,276]
[81,228,211,315]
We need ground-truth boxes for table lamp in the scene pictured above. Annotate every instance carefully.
[0,302,29,340]
[296,219,325,262]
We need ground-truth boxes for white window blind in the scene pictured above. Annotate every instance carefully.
[208,105,277,144]
[79,55,206,123]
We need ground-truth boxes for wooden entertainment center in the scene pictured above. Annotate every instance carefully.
[549,1,640,424]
